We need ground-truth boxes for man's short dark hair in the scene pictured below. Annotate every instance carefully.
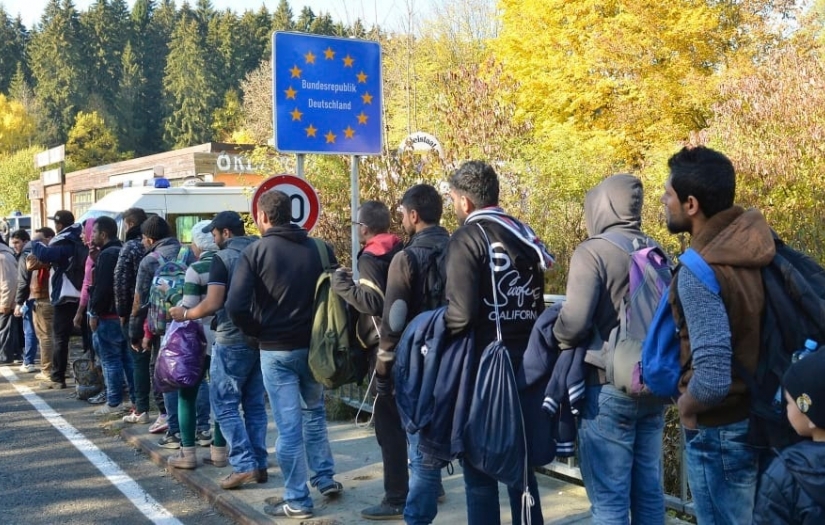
[449,160,500,209]
[10,229,30,242]
[122,207,147,226]
[35,227,55,239]
[140,215,171,241]
[401,184,443,224]
[259,190,292,226]
[94,216,118,240]
[667,146,736,218]
[359,200,390,234]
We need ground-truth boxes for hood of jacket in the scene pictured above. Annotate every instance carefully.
[584,174,644,237]
[691,206,775,268]
[52,223,83,245]
[780,440,825,507]
[407,225,451,250]
[223,235,258,253]
[362,233,403,258]
[262,224,308,244]
[147,236,181,257]
[0,242,14,259]
[125,223,142,242]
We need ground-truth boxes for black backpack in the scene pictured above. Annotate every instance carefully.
[741,234,825,449]
[405,244,447,312]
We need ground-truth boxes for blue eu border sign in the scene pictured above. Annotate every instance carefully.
[272,32,383,155]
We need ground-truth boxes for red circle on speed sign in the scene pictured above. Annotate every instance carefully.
[251,174,321,231]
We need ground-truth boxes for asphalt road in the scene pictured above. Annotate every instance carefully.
[0,363,234,525]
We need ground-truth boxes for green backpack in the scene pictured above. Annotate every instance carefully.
[308,238,359,389]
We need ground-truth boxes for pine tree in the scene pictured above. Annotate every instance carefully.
[310,12,335,35]
[140,0,177,152]
[27,0,89,143]
[116,41,146,154]
[0,8,28,95]
[80,0,132,119]
[271,0,294,32]
[296,6,315,32]
[163,15,217,147]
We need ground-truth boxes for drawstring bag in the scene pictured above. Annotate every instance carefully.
[463,224,535,524]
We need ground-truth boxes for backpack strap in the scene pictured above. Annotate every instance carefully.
[312,238,332,271]
[679,248,720,294]
[593,231,649,255]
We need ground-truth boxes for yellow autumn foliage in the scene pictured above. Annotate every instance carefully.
[0,94,35,154]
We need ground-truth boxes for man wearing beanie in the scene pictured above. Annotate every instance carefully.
[753,349,825,524]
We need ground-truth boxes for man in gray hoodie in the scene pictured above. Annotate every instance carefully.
[553,174,668,524]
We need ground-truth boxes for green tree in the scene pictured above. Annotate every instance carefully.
[0,8,28,95]
[116,41,145,154]
[27,0,88,142]
[310,12,335,35]
[295,6,315,32]
[65,111,121,168]
[163,15,217,147]
[211,89,243,142]
[271,0,294,32]
[137,0,177,153]
[0,146,41,215]
[80,0,132,116]
[239,7,271,70]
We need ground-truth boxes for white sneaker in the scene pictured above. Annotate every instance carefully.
[122,411,150,424]
[34,372,50,381]
[18,364,36,373]
[148,413,169,434]
[95,403,126,416]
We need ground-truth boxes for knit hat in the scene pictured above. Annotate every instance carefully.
[783,348,825,429]
[190,220,219,252]
[140,215,170,241]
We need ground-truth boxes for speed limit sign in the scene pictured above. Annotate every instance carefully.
[251,174,321,231]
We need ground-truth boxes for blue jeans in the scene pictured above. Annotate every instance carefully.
[22,300,38,366]
[462,457,543,525]
[93,318,135,407]
[577,384,665,525]
[260,349,336,511]
[405,431,442,525]
[684,419,757,525]
[165,379,211,436]
[210,342,268,473]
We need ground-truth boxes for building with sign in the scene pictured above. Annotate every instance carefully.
[28,142,266,230]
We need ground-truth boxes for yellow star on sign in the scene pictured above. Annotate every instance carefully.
[284,86,297,100]
[305,124,317,137]
[361,92,373,104]
[290,64,302,78]
[357,112,368,125]
[324,47,335,60]
[356,71,368,83]
[304,51,316,64]
[325,130,337,143]
[343,54,354,67]
[344,126,355,139]
[290,108,303,121]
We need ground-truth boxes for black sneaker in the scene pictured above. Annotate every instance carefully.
[158,432,181,449]
[318,480,343,497]
[87,391,107,405]
[361,502,404,520]
[263,502,313,519]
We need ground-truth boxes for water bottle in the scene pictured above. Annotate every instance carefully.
[773,338,818,409]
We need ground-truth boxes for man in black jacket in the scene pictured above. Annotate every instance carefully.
[331,200,404,520]
[375,184,450,523]
[88,216,134,415]
[445,161,550,525]
[226,189,342,520]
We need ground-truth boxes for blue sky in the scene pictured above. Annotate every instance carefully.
[4,0,433,31]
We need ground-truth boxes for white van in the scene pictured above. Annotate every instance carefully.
[78,183,253,242]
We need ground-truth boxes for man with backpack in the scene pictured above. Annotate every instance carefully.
[366,184,449,522]
[553,174,669,524]
[126,216,192,433]
[444,161,552,525]
[31,210,87,390]
[226,190,343,519]
[18,227,55,380]
[168,212,266,485]
[662,146,775,525]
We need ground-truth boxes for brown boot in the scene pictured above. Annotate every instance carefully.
[219,470,256,489]
[203,445,228,468]
[168,446,197,469]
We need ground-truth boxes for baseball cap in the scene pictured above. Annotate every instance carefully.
[202,211,244,233]
[50,210,75,226]
[783,347,825,429]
